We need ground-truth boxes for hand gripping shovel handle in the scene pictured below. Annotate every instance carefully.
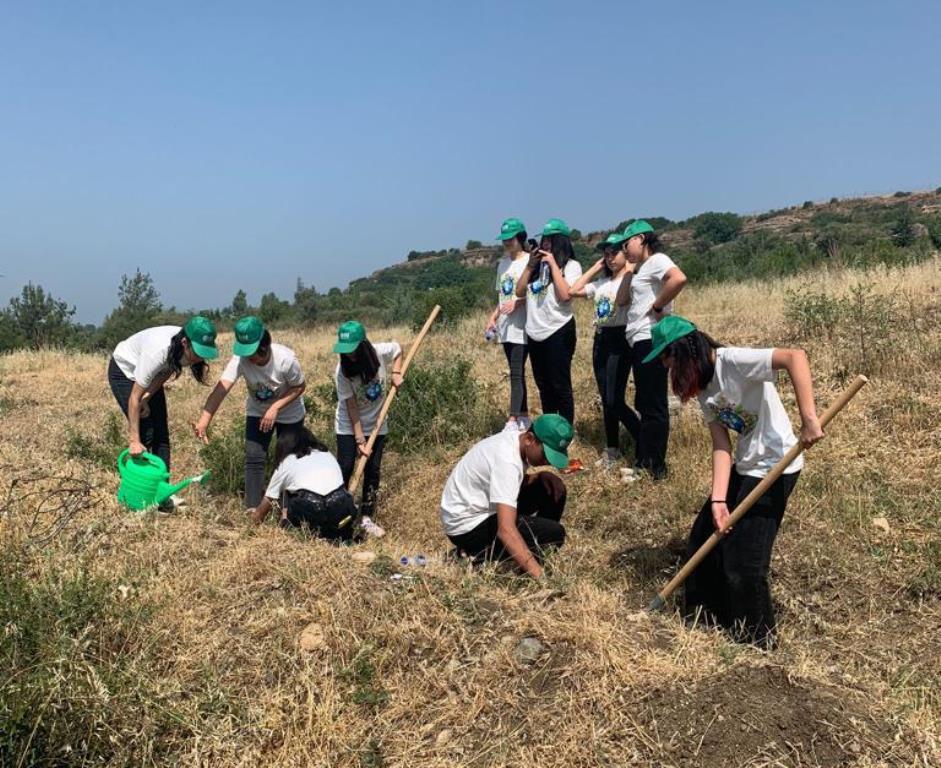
[647,374,869,613]
[347,305,442,496]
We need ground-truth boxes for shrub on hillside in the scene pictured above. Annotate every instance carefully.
[689,212,742,245]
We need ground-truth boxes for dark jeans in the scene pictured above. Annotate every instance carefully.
[282,487,358,543]
[629,338,669,477]
[593,327,641,450]
[108,357,171,470]
[684,469,800,648]
[337,433,387,518]
[527,318,576,426]
[502,341,529,417]
[448,472,567,562]
[245,416,305,508]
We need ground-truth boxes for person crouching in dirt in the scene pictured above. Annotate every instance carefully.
[439,414,573,579]
[194,316,307,510]
[646,315,824,648]
[247,427,358,542]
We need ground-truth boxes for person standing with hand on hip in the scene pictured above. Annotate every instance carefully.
[515,218,582,429]
[194,316,307,509]
[485,217,531,432]
[615,220,687,479]
[333,321,403,539]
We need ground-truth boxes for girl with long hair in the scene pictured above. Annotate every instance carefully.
[646,315,824,647]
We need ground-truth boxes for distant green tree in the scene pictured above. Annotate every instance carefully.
[0,310,23,352]
[691,212,742,245]
[98,270,162,350]
[293,278,318,325]
[465,239,483,250]
[259,291,289,324]
[8,283,77,348]
[890,206,917,247]
[230,289,248,316]
[569,229,582,241]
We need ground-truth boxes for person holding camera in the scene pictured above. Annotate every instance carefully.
[515,218,582,431]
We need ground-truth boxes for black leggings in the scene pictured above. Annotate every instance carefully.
[448,472,567,562]
[502,342,529,417]
[527,318,576,426]
[592,328,641,450]
[684,469,800,648]
[282,487,358,542]
[245,417,305,508]
[336,433,387,518]
[108,357,171,470]
[629,338,669,477]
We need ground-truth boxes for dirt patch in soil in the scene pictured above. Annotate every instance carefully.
[640,665,907,766]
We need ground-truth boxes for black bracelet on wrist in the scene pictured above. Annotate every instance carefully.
[710,499,726,504]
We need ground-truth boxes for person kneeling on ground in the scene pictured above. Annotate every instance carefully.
[439,414,573,579]
[647,315,824,648]
[248,428,358,543]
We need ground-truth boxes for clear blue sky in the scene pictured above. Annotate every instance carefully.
[2,1,939,323]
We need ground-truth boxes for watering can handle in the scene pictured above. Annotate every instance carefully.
[117,448,130,477]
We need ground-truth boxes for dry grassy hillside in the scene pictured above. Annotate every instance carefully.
[1,259,940,766]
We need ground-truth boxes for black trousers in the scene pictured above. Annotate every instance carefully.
[684,469,800,648]
[527,318,576,426]
[502,341,529,417]
[108,357,171,470]
[336,433,387,518]
[245,416,305,508]
[282,487,358,542]
[448,472,567,562]
[629,338,669,477]
[592,328,641,449]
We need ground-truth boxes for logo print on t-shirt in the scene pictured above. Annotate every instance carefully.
[595,295,613,324]
[500,274,515,299]
[709,396,757,435]
[253,383,275,402]
[364,379,383,402]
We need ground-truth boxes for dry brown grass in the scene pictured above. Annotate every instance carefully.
[1,258,940,766]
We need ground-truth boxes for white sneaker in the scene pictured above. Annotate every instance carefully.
[503,419,520,433]
[517,416,532,431]
[594,448,621,469]
[360,516,386,539]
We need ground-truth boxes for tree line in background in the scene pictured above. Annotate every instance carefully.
[3,191,940,354]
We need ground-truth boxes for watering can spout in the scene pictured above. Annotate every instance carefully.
[154,473,210,506]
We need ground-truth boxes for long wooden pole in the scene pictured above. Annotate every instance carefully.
[347,305,441,496]
[647,374,869,612]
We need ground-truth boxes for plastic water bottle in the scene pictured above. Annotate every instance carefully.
[484,328,496,343]
[539,261,551,288]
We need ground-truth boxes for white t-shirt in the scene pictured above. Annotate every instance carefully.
[439,430,525,537]
[524,259,583,342]
[698,347,804,478]
[112,325,180,389]
[334,341,402,436]
[221,343,306,423]
[495,255,529,345]
[624,253,678,344]
[264,451,345,500]
[584,275,629,328]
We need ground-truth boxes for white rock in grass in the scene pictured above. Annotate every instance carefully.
[515,636,546,664]
[298,622,326,652]
[435,729,452,747]
[351,551,377,565]
[871,517,891,533]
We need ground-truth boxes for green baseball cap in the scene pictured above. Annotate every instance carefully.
[643,315,697,364]
[233,315,265,357]
[622,219,655,240]
[333,320,366,354]
[497,217,527,241]
[542,218,572,237]
[184,316,219,360]
[596,231,628,250]
[532,413,574,470]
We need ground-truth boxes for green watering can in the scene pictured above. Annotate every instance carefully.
[116,449,211,511]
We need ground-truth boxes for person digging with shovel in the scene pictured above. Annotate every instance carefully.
[648,315,824,648]
[439,414,573,579]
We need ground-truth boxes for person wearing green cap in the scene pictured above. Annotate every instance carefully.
[647,314,824,647]
[569,232,642,467]
[514,218,583,427]
[108,317,219,504]
[439,414,573,578]
[614,220,688,479]
[485,217,532,431]
[193,316,307,508]
[333,321,403,538]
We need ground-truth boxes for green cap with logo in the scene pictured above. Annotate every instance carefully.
[232,315,265,357]
[497,217,527,241]
[542,218,572,237]
[642,315,698,363]
[183,315,219,360]
[596,231,628,250]
[532,413,574,470]
[333,320,366,354]
[622,219,655,240]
